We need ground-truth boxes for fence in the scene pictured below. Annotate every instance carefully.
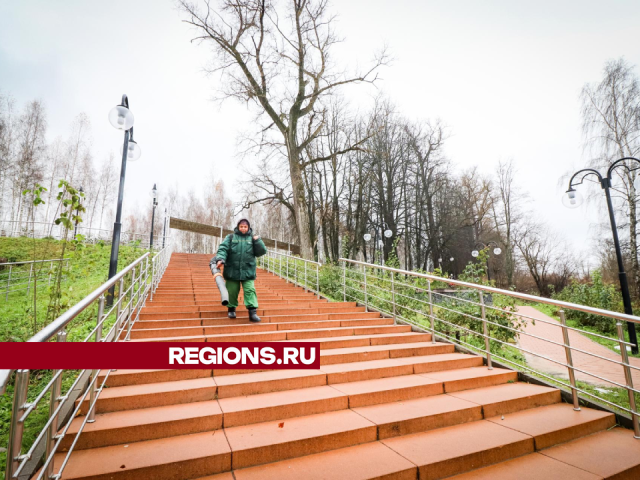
[0,258,71,301]
[0,220,168,250]
[333,258,639,437]
[258,250,321,298]
[0,242,173,480]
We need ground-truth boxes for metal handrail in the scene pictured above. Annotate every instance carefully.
[340,258,640,325]
[2,242,173,480]
[337,257,640,438]
[259,250,321,299]
[0,259,70,266]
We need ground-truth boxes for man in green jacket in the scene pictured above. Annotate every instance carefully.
[215,219,267,322]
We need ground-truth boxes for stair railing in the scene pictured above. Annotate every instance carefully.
[259,250,321,299]
[1,242,173,480]
[337,258,640,439]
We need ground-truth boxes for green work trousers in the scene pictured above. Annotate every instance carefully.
[226,279,258,309]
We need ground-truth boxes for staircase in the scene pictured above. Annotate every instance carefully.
[48,253,640,479]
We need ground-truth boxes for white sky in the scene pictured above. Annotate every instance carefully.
[1,0,639,259]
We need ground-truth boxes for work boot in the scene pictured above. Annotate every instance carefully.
[248,308,261,323]
[227,307,236,319]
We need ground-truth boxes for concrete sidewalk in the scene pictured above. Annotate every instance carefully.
[516,306,640,388]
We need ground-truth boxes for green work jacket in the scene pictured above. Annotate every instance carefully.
[216,227,268,281]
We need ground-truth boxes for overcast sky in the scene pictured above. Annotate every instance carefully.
[1,0,639,259]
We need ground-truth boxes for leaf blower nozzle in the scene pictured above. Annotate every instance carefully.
[209,256,229,306]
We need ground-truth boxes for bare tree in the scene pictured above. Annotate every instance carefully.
[179,0,387,258]
[491,159,525,287]
[12,100,47,230]
[515,219,563,297]
[581,58,640,296]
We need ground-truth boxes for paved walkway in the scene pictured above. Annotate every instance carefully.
[516,306,640,389]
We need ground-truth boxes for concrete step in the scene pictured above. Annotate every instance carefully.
[100,341,450,387]
[446,382,562,417]
[485,402,615,450]
[447,452,605,480]
[49,431,231,480]
[534,427,640,479]
[381,419,534,479]
[128,324,409,342]
[352,382,562,440]
[61,400,222,450]
[224,409,377,469]
[232,441,417,480]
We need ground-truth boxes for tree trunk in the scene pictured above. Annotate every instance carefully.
[288,146,313,259]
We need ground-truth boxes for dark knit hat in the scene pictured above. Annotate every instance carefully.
[237,218,251,229]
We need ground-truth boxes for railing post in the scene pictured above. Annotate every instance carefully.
[316,263,320,299]
[363,265,368,312]
[125,267,136,339]
[26,263,33,297]
[616,321,640,438]
[48,261,53,287]
[305,261,308,292]
[5,369,30,480]
[6,264,12,300]
[45,331,67,478]
[88,296,105,423]
[559,310,580,411]
[391,271,396,323]
[115,278,125,342]
[150,257,156,301]
[342,262,346,302]
[479,291,492,369]
[286,254,289,283]
[428,281,435,344]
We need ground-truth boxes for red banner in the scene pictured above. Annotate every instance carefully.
[0,342,320,369]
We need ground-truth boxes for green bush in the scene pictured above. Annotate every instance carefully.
[434,252,521,349]
[552,270,622,334]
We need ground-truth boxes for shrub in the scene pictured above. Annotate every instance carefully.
[552,270,622,334]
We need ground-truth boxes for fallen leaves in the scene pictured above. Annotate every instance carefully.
[278,422,285,428]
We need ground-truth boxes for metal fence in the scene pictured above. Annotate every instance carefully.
[334,258,639,437]
[0,242,173,480]
[261,255,639,437]
[0,259,71,301]
[0,220,168,250]
[259,250,321,298]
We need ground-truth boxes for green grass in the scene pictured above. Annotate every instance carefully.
[0,237,149,478]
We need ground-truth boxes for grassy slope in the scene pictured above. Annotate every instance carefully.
[0,237,148,478]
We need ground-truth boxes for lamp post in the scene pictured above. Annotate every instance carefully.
[363,229,392,265]
[162,207,167,248]
[106,95,141,306]
[149,184,158,250]
[471,241,502,282]
[564,157,639,354]
[73,186,84,239]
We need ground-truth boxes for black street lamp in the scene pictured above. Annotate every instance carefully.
[149,184,158,250]
[73,186,84,239]
[106,95,142,306]
[472,241,502,282]
[565,157,639,354]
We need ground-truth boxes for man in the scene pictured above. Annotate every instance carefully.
[215,219,267,322]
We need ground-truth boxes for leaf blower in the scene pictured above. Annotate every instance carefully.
[209,256,229,306]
